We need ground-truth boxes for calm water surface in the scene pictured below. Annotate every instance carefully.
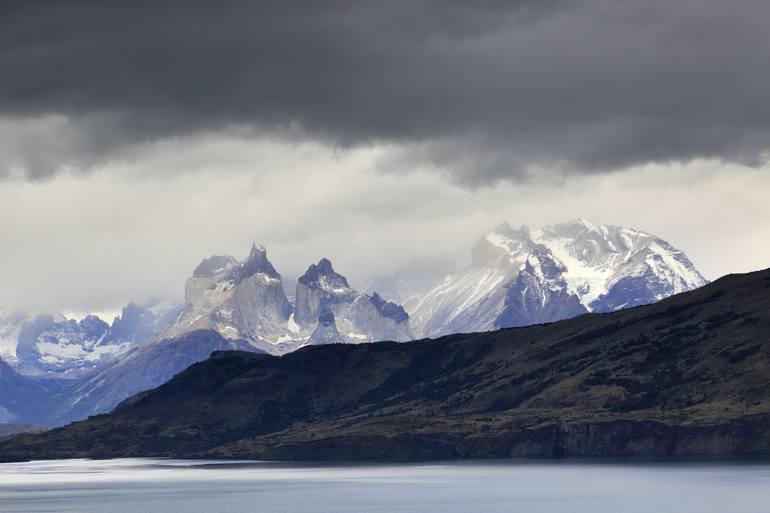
[1,458,769,513]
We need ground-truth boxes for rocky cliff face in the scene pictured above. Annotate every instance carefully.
[494,253,587,328]
[169,244,292,346]
[535,219,706,312]
[294,258,355,327]
[295,259,411,343]
[308,308,345,346]
[167,248,411,352]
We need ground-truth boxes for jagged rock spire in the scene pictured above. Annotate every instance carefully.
[234,243,280,281]
[298,258,350,288]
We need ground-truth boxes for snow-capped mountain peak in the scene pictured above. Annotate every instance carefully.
[0,298,183,379]
[532,220,707,311]
[0,223,708,427]
[408,219,708,337]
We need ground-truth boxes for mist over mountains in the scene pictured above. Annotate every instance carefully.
[4,267,768,462]
[0,219,707,427]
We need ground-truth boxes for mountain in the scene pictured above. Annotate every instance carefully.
[163,244,293,350]
[104,299,183,347]
[0,357,62,425]
[308,308,345,345]
[0,300,181,379]
[0,222,701,428]
[294,259,411,344]
[8,245,410,426]
[4,268,769,462]
[34,330,256,426]
[14,314,115,378]
[534,218,707,311]
[0,300,184,426]
[407,219,707,338]
[163,247,410,353]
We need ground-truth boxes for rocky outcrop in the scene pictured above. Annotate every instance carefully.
[308,309,345,346]
[494,252,587,328]
[170,243,292,344]
[295,259,411,343]
[294,258,355,327]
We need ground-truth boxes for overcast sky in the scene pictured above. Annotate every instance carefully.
[1,0,769,315]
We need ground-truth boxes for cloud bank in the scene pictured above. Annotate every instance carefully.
[1,0,769,182]
[0,135,768,313]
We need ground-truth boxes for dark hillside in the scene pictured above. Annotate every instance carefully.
[3,269,770,461]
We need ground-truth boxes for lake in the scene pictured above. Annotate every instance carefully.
[1,458,769,512]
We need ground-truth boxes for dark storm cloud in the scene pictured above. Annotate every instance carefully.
[1,0,769,182]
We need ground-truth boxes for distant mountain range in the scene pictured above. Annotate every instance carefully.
[0,219,707,426]
[0,300,181,378]
[3,268,767,462]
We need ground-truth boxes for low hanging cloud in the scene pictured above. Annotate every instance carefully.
[1,0,770,183]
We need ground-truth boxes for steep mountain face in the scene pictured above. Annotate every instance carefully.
[4,268,769,462]
[408,219,707,337]
[494,253,586,328]
[308,308,345,346]
[294,259,412,345]
[163,248,410,353]
[295,258,355,326]
[166,244,293,348]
